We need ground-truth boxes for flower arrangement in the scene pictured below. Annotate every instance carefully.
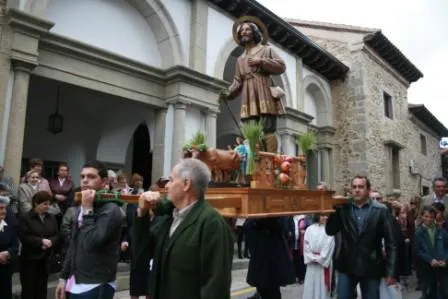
[182,132,208,152]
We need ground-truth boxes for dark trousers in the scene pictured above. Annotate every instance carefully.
[69,284,115,299]
[257,286,281,299]
[421,265,448,299]
[337,272,380,299]
[0,265,12,299]
[291,249,306,281]
[20,258,48,299]
[236,226,248,258]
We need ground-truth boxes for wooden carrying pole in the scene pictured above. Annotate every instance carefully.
[75,190,347,218]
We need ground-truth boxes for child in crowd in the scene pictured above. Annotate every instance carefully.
[414,205,448,299]
[433,202,448,232]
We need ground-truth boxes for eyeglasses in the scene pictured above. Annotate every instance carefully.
[371,197,382,200]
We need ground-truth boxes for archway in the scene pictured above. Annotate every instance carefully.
[303,75,334,188]
[131,123,152,188]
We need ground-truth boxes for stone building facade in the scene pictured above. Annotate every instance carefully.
[290,20,447,199]
[0,0,348,187]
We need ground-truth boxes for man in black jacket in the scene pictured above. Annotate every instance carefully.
[55,161,124,299]
[326,175,397,299]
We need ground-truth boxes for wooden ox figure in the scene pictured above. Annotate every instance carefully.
[185,148,243,184]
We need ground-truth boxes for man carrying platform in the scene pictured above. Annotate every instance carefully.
[55,161,124,299]
[132,158,234,299]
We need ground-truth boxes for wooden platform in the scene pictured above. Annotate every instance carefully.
[204,188,346,218]
[77,188,347,218]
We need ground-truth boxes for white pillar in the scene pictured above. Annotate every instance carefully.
[171,101,187,166]
[205,109,218,148]
[3,61,33,183]
[151,107,167,182]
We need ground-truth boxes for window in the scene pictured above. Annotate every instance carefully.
[383,92,393,119]
[422,186,430,196]
[420,134,427,155]
[385,144,401,192]
[392,147,400,189]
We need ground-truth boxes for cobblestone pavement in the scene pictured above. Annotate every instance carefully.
[114,269,423,299]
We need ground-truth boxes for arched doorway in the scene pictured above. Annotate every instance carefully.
[132,123,152,189]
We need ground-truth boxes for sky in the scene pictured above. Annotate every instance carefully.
[257,0,448,128]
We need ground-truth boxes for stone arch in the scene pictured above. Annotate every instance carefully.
[303,74,333,127]
[27,0,183,68]
[96,110,155,165]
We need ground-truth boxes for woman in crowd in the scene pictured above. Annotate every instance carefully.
[131,173,145,195]
[302,213,335,299]
[0,195,19,298]
[19,191,59,299]
[397,203,414,285]
[18,170,41,214]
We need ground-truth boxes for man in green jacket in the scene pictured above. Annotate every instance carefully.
[133,158,234,299]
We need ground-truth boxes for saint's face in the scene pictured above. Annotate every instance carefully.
[239,23,254,44]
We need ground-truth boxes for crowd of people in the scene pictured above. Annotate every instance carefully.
[0,158,448,299]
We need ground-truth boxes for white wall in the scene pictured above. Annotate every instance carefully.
[271,44,296,108]
[185,106,205,141]
[23,76,155,180]
[163,0,191,66]
[44,0,162,67]
[206,6,234,76]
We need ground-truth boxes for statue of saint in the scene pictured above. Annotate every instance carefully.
[220,16,286,152]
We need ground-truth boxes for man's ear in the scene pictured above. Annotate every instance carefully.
[183,179,192,192]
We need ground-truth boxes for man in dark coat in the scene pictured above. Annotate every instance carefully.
[133,158,234,299]
[245,217,296,299]
[326,175,397,299]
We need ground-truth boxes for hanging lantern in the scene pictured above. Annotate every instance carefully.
[48,85,64,135]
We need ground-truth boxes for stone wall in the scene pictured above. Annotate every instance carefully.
[405,119,443,194]
[303,35,442,198]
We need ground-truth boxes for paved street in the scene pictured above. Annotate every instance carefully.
[115,268,424,299]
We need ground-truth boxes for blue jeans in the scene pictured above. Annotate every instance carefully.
[69,284,115,299]
[337,272,380,299]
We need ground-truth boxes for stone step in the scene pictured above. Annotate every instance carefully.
[11,258,249,298]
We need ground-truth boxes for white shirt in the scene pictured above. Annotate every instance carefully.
[58,177,66,187]
[0,219,7,232]
[169,201,198,237]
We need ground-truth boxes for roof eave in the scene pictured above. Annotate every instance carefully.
[208,0,349,81]
[409,105,448,136]
[364,31,423,84]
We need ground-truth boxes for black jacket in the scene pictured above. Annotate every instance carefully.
[326,200,397,279]
[60,201,123,284]
[19,210,59,261]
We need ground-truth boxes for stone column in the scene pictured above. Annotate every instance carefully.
[280,132,296,156]
[321,148,331,186]
[171,101,187,166]
[296,58,304,111]
[205,109,217,148]
[151,107,167,183]
[3,61,34,183]
[189,0,208,72]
